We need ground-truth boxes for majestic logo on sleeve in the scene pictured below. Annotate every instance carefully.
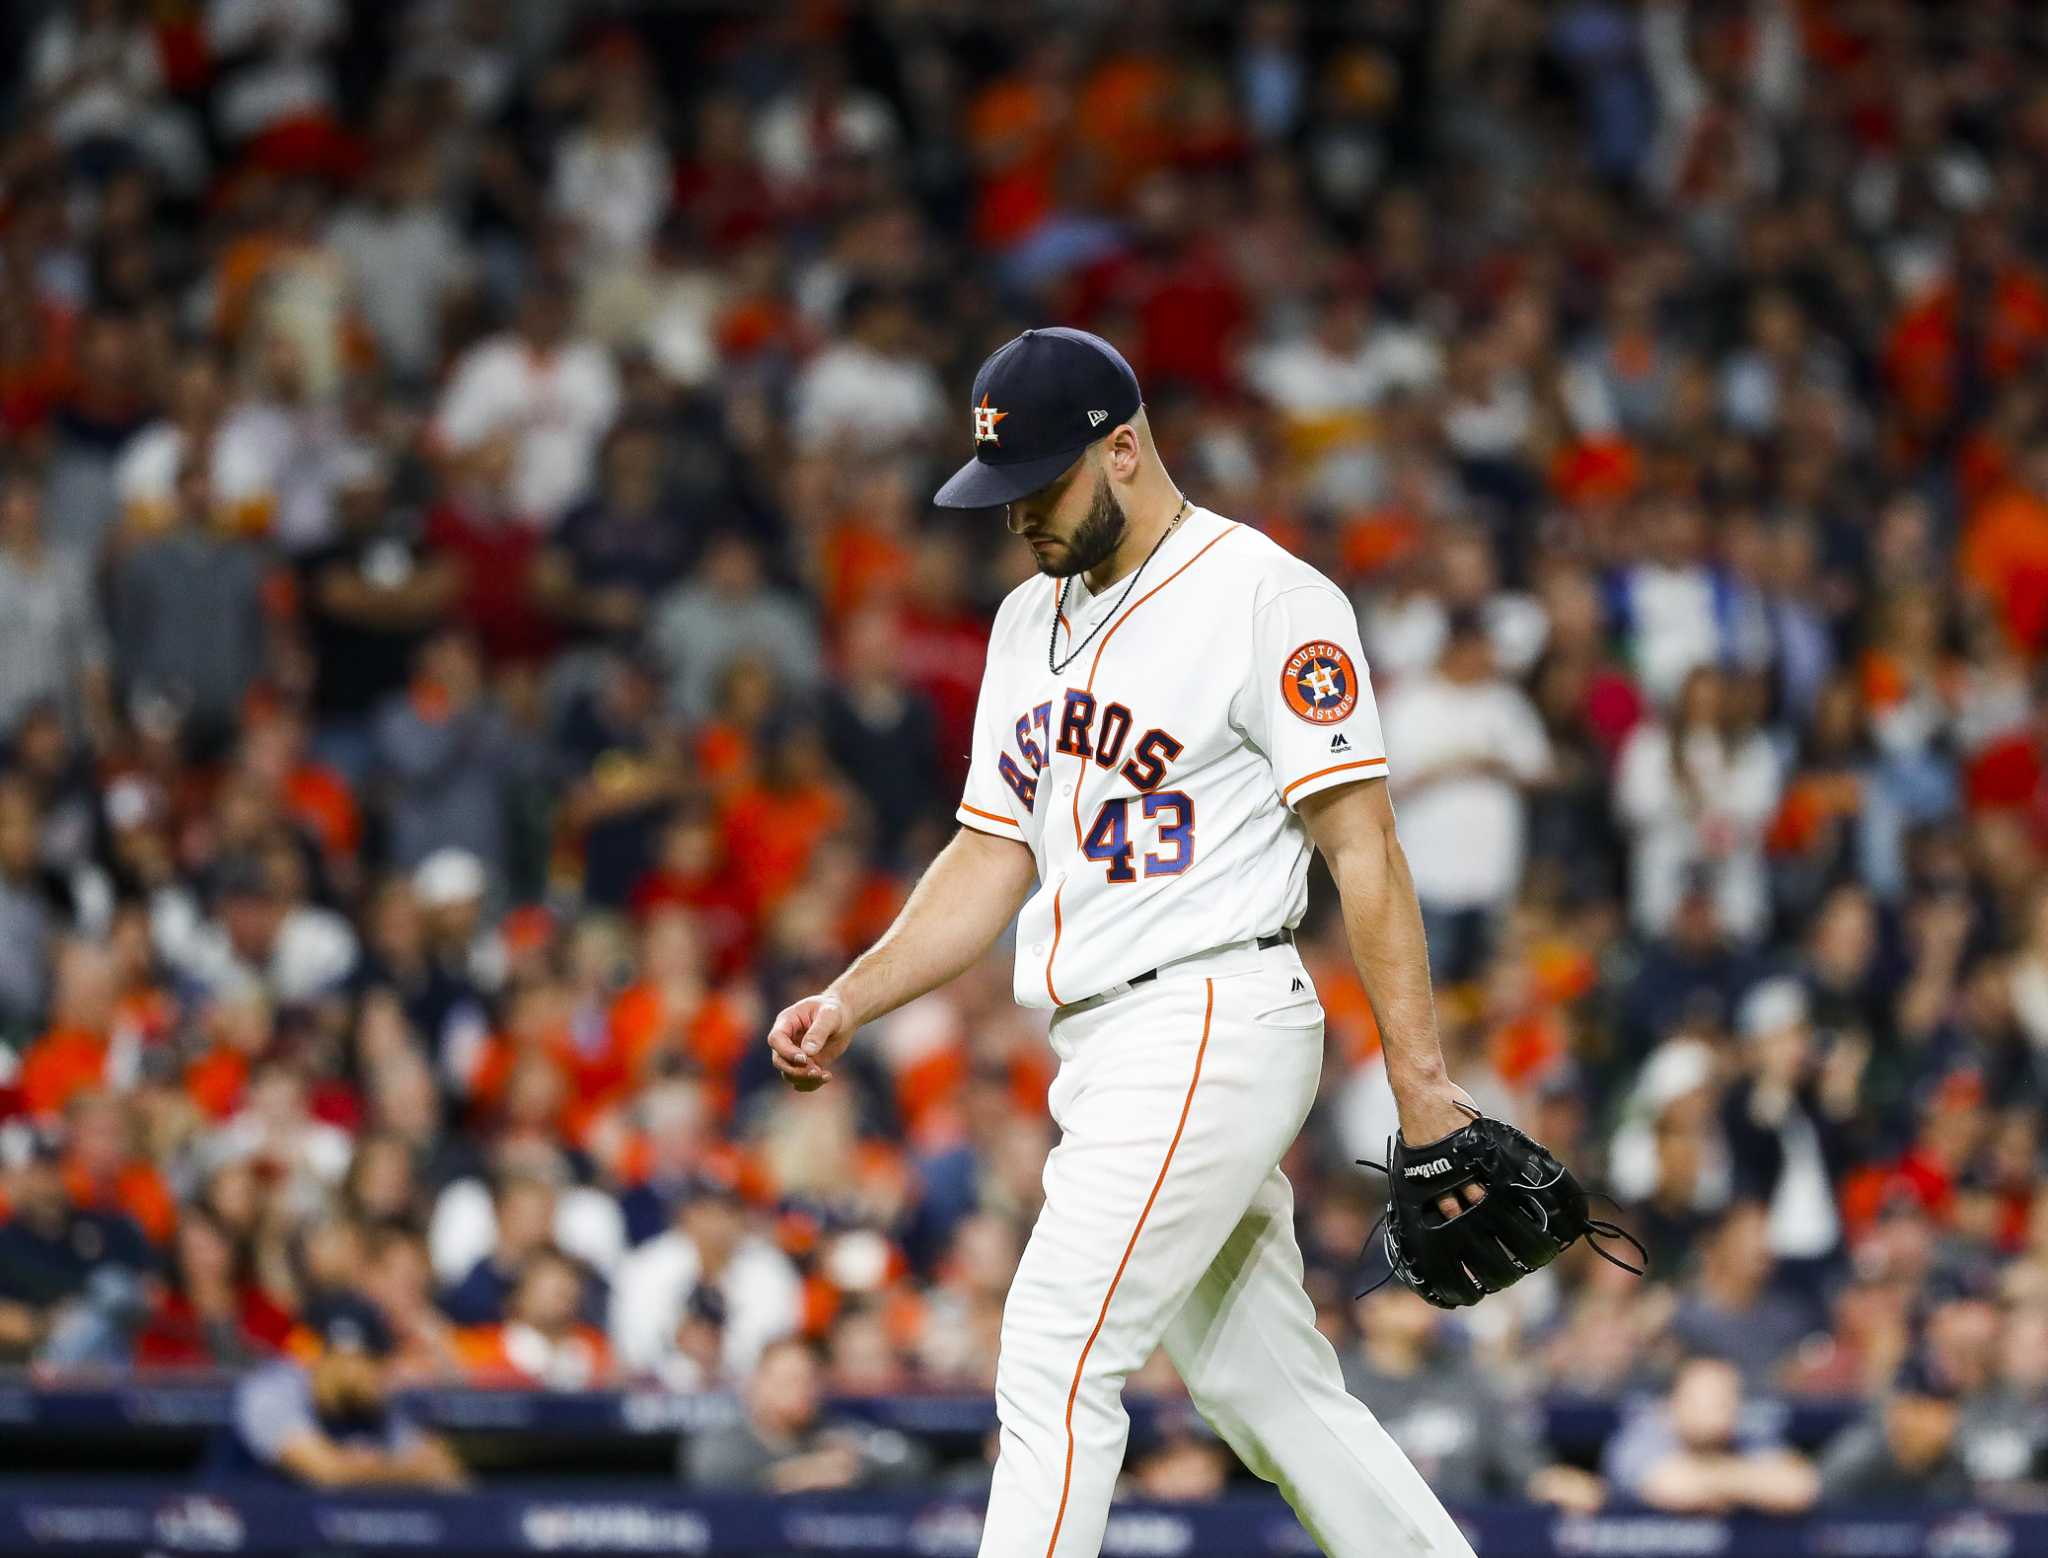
[1282,641,1360,724]
[973,394,1008,445]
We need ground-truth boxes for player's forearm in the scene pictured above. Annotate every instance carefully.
[1303,784,1451,1120]
[1334,832,1449,1106]
[828,827,1037,1027]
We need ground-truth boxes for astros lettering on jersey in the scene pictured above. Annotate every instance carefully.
[956,507,1387,1008]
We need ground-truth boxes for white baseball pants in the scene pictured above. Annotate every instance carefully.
[978,940,1475,1558]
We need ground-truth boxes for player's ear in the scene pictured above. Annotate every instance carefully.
[1102,423,1142,483]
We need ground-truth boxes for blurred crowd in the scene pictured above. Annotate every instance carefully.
[3,0,2048,1507]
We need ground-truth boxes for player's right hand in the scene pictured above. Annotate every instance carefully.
[766,991,855,1091]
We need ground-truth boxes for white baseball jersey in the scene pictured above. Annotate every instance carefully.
[957,507,1389,1008]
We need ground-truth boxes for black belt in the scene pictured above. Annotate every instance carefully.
[1128,930,1293,988]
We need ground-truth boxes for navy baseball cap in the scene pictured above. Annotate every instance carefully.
[933,327,1143,509]
[303,1292,395,1358]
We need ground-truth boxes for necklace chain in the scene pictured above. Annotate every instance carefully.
[1047,500,1189,677]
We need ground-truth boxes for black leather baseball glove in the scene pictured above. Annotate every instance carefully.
[1357,1108,1645,1309]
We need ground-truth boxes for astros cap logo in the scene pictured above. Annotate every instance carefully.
[973,393,1008,445]
[1282,641,1359,724]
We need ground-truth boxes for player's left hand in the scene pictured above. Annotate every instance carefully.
[1395,1087,1473,1151]
[1397,1084,1486,1219]
[1361,1109,1647,1310]
[767,990,855,1091]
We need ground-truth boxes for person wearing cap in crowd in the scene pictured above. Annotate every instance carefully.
[413,846,504,993]
[1721,976,1860,1294]
[610,1155,801,1384]
[219,1291,466,1489]
[1817,1351,1975,1501]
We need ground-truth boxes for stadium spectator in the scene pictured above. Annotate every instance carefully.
[111,349,259,541]
[550,41,670,268]
[1380,610,1552,982]
[159,853,357,1007]
[134,1205,293,1368]
[824,607,945,860]
[650,531,823,724]
[1124,1422,1234,1503]
[371,631,532,877]
[1720,978,1862,1281]
[360,1224,464,1387]
[1669,1202,1819,1388]
[298,452,459,779]
[326,149,473,391]
[0,475,111,746]
[108,459,270,747]
[1817,1353,1974,1502]
[681,1334,927,1492]
[221,1292,466,1488]
[439,1171,557,1327]
[430,1143,625,1299]
[611,1161,801,1383]
[432,288,621,528]
[453,1246,611,1389]
[538,422,695,647]
[207,1063,354,1222]
[1344,1286,1605,1512]
[1959,1300,2048,1494]
[1616,666,1782,941]
[1602,1355,1819,1514]
[0,1125,154,1367]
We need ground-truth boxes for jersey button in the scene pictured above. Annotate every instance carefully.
[1061,782,1074,797]
[1030,943,1046,957]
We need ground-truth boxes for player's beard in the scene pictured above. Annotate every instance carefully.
[1032,473,1127,579]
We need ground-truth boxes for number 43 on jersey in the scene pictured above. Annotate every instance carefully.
[1081,791,1193,883]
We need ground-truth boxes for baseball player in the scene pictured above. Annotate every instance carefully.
[766,329,1495,1557]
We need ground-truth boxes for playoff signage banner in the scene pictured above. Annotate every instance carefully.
[0,1491,2033,1558]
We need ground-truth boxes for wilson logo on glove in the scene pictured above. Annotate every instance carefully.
[1404,1158,1452,1178]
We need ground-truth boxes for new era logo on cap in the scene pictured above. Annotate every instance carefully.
[933,328,1143,510]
